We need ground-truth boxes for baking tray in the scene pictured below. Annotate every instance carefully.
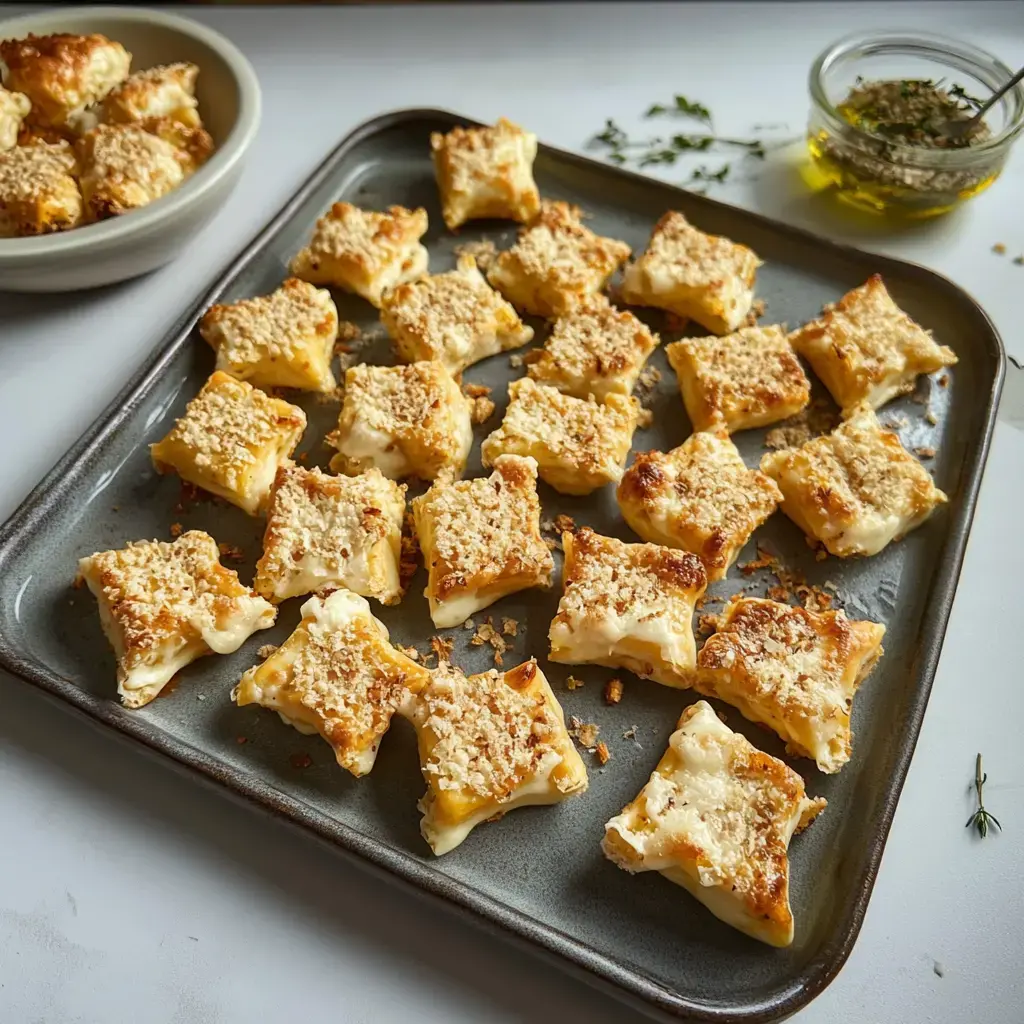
[0,109,1003,1022]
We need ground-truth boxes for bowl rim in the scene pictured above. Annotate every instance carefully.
[808,28,1024,165]
[0,5,261,261]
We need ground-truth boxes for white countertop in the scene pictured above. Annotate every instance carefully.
[1,4,1022,1022]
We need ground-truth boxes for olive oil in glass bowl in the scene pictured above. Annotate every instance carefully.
[806,31,1024,218]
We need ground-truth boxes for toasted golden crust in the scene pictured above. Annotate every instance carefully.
[665,325,810,434]
[487,201,631,317]
[150,371,306,516]
[0,33,131,129]
[760,403,947,557]
[696,598,885,773]
[430,117,541,230]
[234,589,430,777]
[289,201,429,307]
[525,294,661,400]
[328,361,473,481]
[200,278,339,393]
[254,464,405,605]
[380,254,533,373]
[549,526,707,686]
[412,454,553,628]
[0,87,31,151]
[789,275,957,414]
[621,212,761,334]
[78,530,276,708]
[411,659,588,855]
[75,122,207,220]
[480,378,640,495]
[102,62,201,128]
[602,700,825,947]
[0,139,81,237]
[617,431,781,580]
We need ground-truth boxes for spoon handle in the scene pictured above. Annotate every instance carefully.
[975,65,1024,120]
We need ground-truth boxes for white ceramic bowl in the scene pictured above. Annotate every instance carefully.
[0,6,261,292]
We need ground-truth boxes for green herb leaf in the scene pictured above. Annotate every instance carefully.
[674,95,712,123]
[645,103,668,117]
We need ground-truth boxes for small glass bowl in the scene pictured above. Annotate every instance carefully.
[805,30,1024,218]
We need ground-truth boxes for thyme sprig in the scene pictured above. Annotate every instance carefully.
[966,753,1001,839]
[590,95,767,189]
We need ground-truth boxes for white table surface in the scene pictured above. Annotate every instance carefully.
[1,4,1022,1022]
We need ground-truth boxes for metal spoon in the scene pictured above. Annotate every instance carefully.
[940,65,1024,140]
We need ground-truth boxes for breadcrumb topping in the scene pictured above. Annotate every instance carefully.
[618,431,781,580]
[760,404,947,557]
[417,660,572,800]
[488,201,631,317]
[526,294,660,399]
[666,325,810,433]
[555,526,707,629]
[413,454,552,602]
[0,140,81,236]
[255,464,405,603]
[200,278,338,387]
[789,275,957,412]
[82,530,270,672]
[155,372,306,490]
[481,378,639,493]
[380,254,532,372]
[697,597,884,772]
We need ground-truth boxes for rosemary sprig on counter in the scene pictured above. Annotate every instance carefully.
[965,753,1001,839]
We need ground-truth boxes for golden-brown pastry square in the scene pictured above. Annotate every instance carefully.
[760,403,947,557]
[621,212,761,334]
[430,117,541,230]
[480,378,639,495]
[0,87,31,151]
[78,530,276,708]
[697,598,885,773]
[524,294,661,400]
[487,201,631,317]
[789,274,957,414]
[101,62,201,128]
[150,370,306,516]
[602,700,826,947]
[200,278,339,393]
[548,526,707,686]
[412,454,553,628]
[411,659,588,854]
[328,361,473,481]
[0,33,131,129]
[617,430,781,581]
[380,254,533,373]
[665,325,811,433]
[254,464,405,605]
[0,140,82,236]
[289,202,429,307]
[75,123,207,220]
[234,589,430,777]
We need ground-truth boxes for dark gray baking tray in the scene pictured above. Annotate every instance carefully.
[0,109,1004,1023]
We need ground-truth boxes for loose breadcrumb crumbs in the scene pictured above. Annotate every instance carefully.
[398,644,420,661]
[937,374,949,388]
[289,753,312,769]
[471,396,496,424]
[569,716,600,749]
[595,741,612,765]
[993,243,1007,255]
[217,543,244,564]
[604,677,624,705]
[464,383,492,399]
[635,366,662,401]
[554,514,576,534]
[763,400,839,450]
[509,353,525,368]
[257,644,279,660]
[925,409,939,426]
[501,617,518,637]
[637,407,654,429]
[698,612,721,636]
[453,239,498,271]
[430,635,454,662]
[566,675,586,690]
[400,511,420,593]
[470,617,509,665]
[915,446,936,459]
